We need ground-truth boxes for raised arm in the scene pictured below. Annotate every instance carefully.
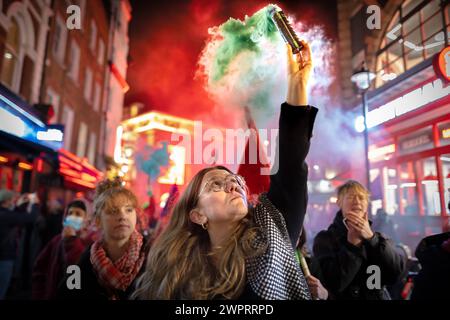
[267,42,318,247]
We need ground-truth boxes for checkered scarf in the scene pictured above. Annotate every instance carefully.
[90,230,145,295]
[246,193,312,300]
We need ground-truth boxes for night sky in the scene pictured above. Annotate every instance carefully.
[125,0,338,122]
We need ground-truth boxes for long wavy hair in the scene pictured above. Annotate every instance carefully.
[132,166,264,299]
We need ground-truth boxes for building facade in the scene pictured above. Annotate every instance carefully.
[0,0,131,197]
[337,0,450,250]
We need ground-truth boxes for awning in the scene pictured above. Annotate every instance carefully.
[0,130,57,157]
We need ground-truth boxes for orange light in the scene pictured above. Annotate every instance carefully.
[0,156,8,163]
[65,176,96,189]
[59,148,81,161]
[59,168,81,178]
[18,162,33,170]
[443,128,450,139]
[59,155,83,171]
[81,172,97,182]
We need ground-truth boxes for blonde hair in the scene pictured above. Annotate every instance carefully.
[337,180,370,203]
[93,177,138,217]
[132,166,264,300]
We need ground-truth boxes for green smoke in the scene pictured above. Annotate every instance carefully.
[211,5,279,82]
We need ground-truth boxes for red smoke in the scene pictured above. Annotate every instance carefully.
[125,0,337,127]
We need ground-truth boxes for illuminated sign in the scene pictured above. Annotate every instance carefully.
[158,145,186,185]
[0,108,26,137]
[114,125,124,164]
[37,128,64,142]
[368,144,395,160]
[366,79,450,129]
[0,93,63,150]
[433,46,450,82]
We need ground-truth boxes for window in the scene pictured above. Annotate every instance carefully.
[1,18,20,89]
[399,161,419,216]
[375,0,447,87]
[87,132,97,164]
[46,88,60,124]
[53,16,67,64]
[84,68,93,102]
[419,157,440,216]
[61,106,74,150]
[76,122,88,158]
[382,166,400,215]
[93,82,101,112]
[402,0,421,17]
[441,154,450,215]
[68,40,80,82]
[89,21,97,52]
[98,39,105,65]
[421,0,440,20]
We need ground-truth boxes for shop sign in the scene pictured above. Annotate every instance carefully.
[399,129,433,154]
[367,79,450,128]
[433,46,450,83]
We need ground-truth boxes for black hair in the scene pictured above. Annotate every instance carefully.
[67,200,87,212]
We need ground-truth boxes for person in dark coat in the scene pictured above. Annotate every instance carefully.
[32,200,91,299]
[0,190,40,299]
[313,180,405,300]
[410,232,450,300]
[57,179,149,300]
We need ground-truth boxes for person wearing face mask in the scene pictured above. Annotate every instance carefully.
[32,200,90,299]
[132,41,316,300]
[0,190,40,299]
[57,179,149,300]
[312,180,405,300]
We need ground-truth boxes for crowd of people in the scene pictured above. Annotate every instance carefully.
[0,41,449,300]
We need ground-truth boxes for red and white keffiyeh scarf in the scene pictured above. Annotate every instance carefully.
[90,230,145,296]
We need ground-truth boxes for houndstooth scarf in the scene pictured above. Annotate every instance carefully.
[246,193,312,300]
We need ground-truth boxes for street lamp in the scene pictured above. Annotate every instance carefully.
[351,62,375,198]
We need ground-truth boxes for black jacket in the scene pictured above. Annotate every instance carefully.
[410,232,450,300]
[240,103,317,300]
[56,239,149,300]
[0,204,39,260]
[312,210,405,300]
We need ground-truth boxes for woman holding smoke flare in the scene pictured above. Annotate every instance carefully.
[133,40,317,300]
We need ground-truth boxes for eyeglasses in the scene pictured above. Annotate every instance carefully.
[199,174,247,196]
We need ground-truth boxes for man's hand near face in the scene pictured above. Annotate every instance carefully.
[345,211,374,246]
